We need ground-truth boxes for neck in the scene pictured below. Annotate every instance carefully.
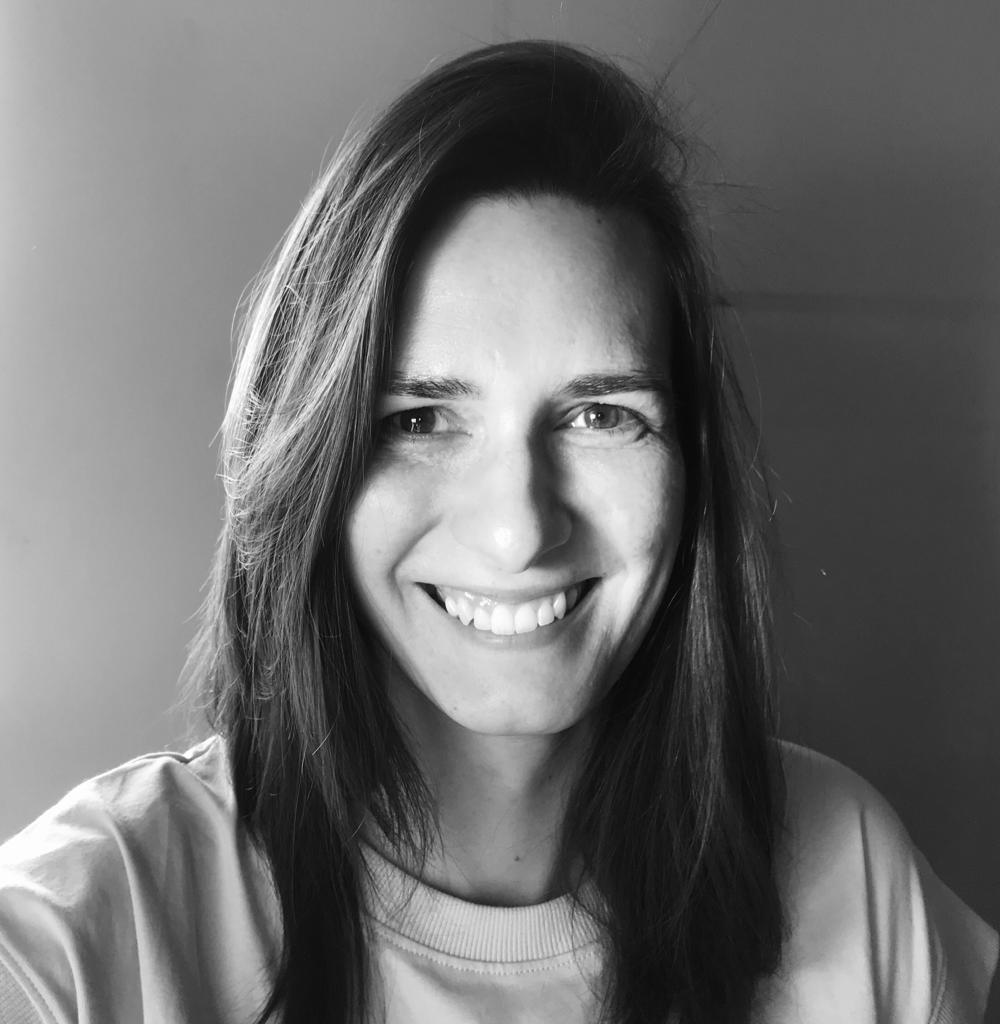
[375,686,588,906]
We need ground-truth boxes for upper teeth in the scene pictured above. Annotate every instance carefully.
[435,584,583,635]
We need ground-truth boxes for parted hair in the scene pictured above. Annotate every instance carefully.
[188,40,784,1024]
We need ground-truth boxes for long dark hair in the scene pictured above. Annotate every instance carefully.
[188,40,783,1024]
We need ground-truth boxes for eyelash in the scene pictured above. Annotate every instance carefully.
[379,403,649,440]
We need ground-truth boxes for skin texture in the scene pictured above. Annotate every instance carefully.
[348,195,686,903]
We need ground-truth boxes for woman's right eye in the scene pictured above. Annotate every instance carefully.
[381,407,443,437]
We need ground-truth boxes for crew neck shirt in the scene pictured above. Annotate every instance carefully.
[0,736,995,1022]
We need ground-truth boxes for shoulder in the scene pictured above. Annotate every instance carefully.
[0,737,277,1024]
[778,741,912,875]
[0,736,236,925]
[756,742,998,1024]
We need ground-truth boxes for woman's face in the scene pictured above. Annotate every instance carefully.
[347,194,686,738]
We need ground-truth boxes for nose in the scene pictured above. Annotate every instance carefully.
[447,438,572,574]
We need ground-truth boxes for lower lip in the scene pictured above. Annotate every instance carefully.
[423,585,596,648]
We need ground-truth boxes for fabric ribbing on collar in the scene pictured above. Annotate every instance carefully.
[360,843,603,963]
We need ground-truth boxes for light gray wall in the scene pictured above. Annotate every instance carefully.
[3,0,997,968]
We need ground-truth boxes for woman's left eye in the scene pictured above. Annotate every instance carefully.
[566,403,644,434]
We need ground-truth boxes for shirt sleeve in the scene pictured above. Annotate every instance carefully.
[0,954,49,1024]
[0,740,279,1024]
[767,743,999,1024]
[0,774,151,1024]
[918,850,999,1024]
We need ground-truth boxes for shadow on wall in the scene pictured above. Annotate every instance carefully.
[708,33,1000,942]
[730,297,1000,938]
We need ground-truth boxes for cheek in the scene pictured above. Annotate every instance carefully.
[346,478,403,596]
[599,452,686,565]
[346,463,442,586]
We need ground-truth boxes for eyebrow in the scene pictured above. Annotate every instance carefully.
[385,371,670,400]
[561,372,670,399]
[385,375,477,400]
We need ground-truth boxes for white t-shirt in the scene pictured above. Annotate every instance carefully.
[0,736,995,1023]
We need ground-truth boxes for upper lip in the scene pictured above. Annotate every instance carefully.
[420,579,597,603]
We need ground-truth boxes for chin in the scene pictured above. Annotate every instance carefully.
[415,669,606,739]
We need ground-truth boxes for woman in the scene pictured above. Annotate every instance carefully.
[0,40,995,1024]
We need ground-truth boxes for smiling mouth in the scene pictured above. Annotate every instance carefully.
[420,580,596,636]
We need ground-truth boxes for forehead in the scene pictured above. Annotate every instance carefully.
[393,195,669,380]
